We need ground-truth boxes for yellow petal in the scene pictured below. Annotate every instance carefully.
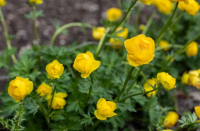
[94,110,107,120]
[54,92,68,98]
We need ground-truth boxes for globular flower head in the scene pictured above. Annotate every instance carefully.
[144,79,157,97]
[186,42,198,57]
[109,27,129,49]
[36,83,52,97]
[170,0,189,4]
[156,72,176,90]
[178,0,200,15]
[138,0,152,5]
[8,77,33,102]
[46,92,67,110]
[94,98,117,120]
[164,111,179,128]
[153,0,174,15]
[188,70,200,89]
[46,60,64,79]
[159,40,171,51]
[29,0,43,5]
[106,8,122,22]
[124,34,155,67]
[195,106,200,118]
[73,51,101,78]
[181,72,189,84]
[92,27,106,40]
[0,0,6,7]
[163,129,173,131]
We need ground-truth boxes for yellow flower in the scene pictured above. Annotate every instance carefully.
[178,0,200,15]
[195,106,200,118]
[186,41,198,57]
[0,0,6,7]
[106,8,122,22]
[188,70,200,89]
[157,0,174,15]
[181,72,189,84]
[8,77,33,102]
[46,60,64,79]
[73,51,101,78]
[156,72,176,90]
[92,27,105,40]
[139,24,146,31]
[36,83,52,97]
[163,129,173,131]
[124,34,155,67]
[109,27,129,49]
[159,40,171,51]
[164,111,179,128]
[138,0,152,5]
[94,98,117,120]
[29,0,43,4]
[170,0,189,4]
[144,79,157,97]
[151,0,160,5]
[46,92,67,110]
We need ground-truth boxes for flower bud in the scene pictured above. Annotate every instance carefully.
[156,72,176,90]
[92,27,105,40]
[186,42,198,57]
[181,72,189,84]
[8,77,33,102]
[195,106,200,118]
[164,111,179,128]
[46,60,64,79]
[106,8,122,22]
[159,40,171,51]
[179,0,200,15]
[156,0,173,15]
[138,0,151,5]
[94,98,117,120]
[36,83,52,97]
[0,0,6,7]
[29,0,43,4]
[144,79,157,97]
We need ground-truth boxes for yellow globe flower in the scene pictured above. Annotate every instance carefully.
[178,0,200,15]
[156,72,176,90]
[94,98,117,120]
[138,0,152,5]
[124,34,155,67]
[151,0,160,5]
[157,0,174,15]
[181,72,189,84]
[188,70,200,89]
[46,60,64,79]
[164,111,179,128]
[195,106,200,118]
[46,92,67,110]
[92,27,105,40]
[170,0,189,4]
[163,129,173,131]
[144,79,157,97]
[159,40,171,51]
[8,77,33,102]
[73,51,101,78]
[36,83,52,97]
[0,0,6,7]
[29,0,43,4]
[186,42,198,57]
[106,8,122,22]
[109,27,129,49]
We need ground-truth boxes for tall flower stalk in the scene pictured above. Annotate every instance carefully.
[33,6,38,43]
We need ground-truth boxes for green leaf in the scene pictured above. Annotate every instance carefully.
[117,102,136,112]
[24,10,45,19]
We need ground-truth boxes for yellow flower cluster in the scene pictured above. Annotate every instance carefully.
[92,27,106,40]
[46,60,64,79]
[46,93,67,110]
[138,0,152,5]
[155,72,176,90]
[164,111,179,128]
[73,51,101,78]
[106,8,122,22]
[144,79,157,97]
[181,69,200,89]
[186,41,198,57]
[152,0,174,15]
[0,0,6,7]
[179,0,200,15]
[170,0,189,4]
[159,40,171,51]
[94,98,117,120]
[124,34,155,67]
[29,0,43,5]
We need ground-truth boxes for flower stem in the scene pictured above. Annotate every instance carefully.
[33,6,38,43]
[160,34,200,71]
[114,67,135,101]
[13,102,23,131]
[48,81,57,113]
[0,8,17,63]
[135,3,142,34]
[35,99,49,125]
[95,0,137,58]
[155,2,179,44]
[50,22,94,46]
[86,74,94,104]
[142,10,156,35]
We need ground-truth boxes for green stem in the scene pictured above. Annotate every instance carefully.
[155,2,179,44]
[13,102,23,131]
[160,34,200,71]
[33,6,38,43]
[95,0,137,58]
[117,0,122,8]
[125,65,144,95]
[67,65,75,78]
[48,81,56,113]
[114,67,135,101]
[118,87,159,102]
[155,44,183,51]
[168,11,184,29]
[91,120,100,131]
[86,74,94,104]
[135,3,142,34]
[142,10,156,35]
[0,8,17,63]
[35,99,49,125]
[50,22,94,46]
